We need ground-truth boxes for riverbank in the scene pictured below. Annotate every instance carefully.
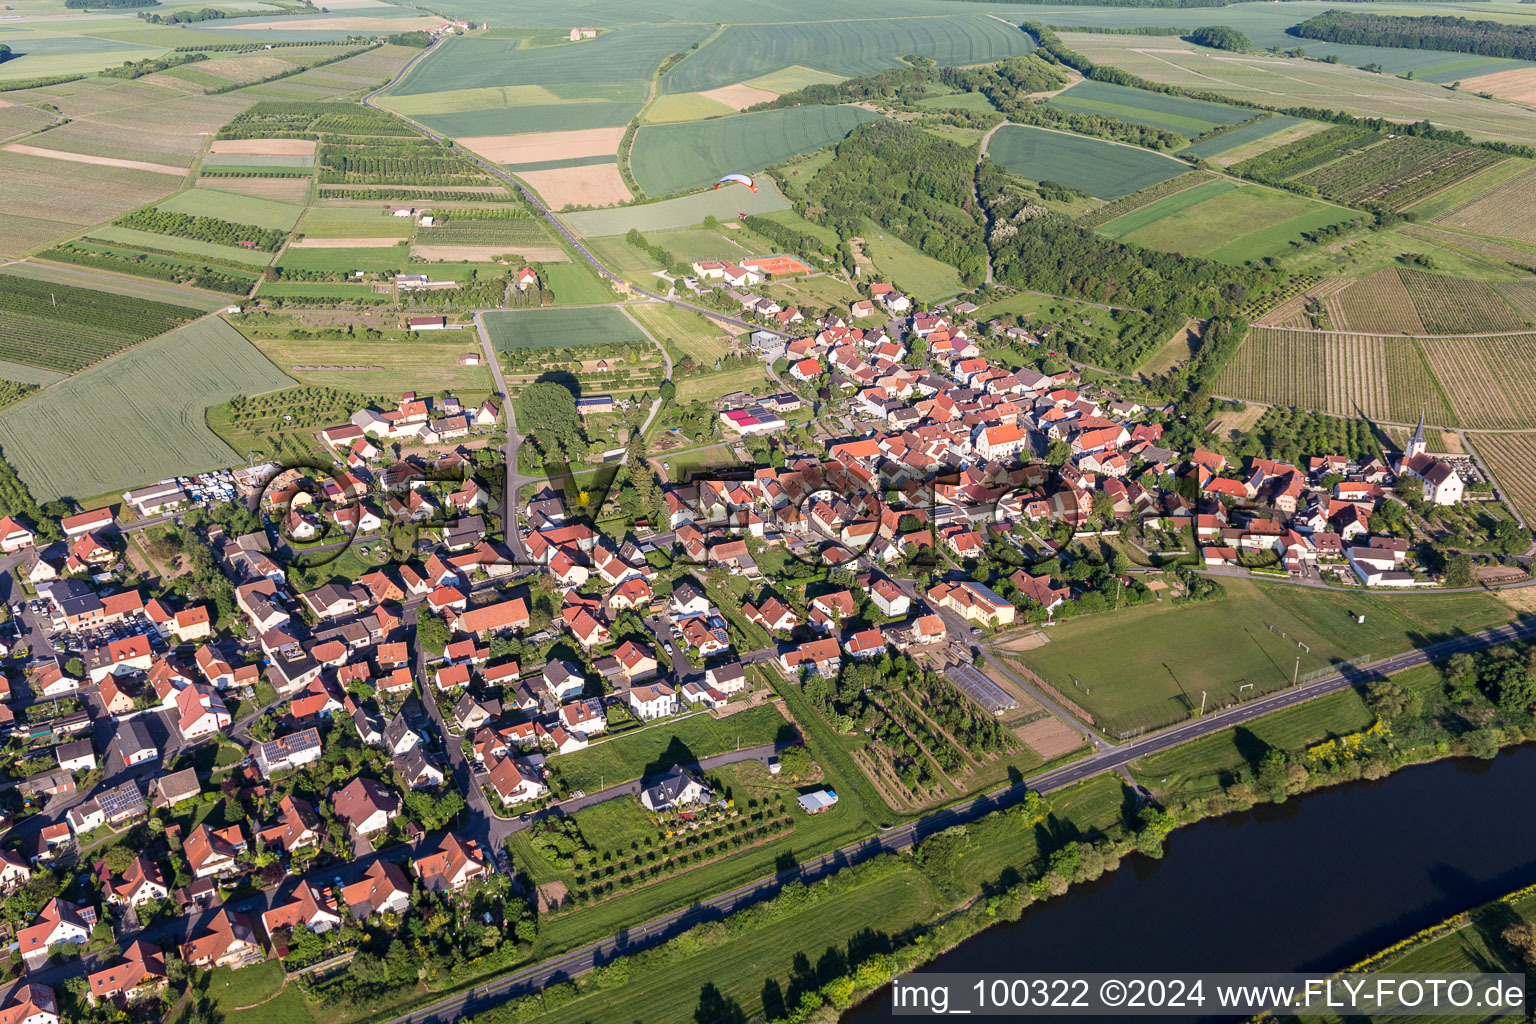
[466,642,1536,1024]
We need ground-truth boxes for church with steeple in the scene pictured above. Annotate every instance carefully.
[1394,411,1463,506]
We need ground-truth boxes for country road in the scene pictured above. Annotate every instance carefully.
[377,613,1536,1024]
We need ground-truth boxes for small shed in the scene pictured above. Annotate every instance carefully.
[797,789,838,815]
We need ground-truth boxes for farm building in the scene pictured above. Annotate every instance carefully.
[407,317,447,332]
[575,396,615,416]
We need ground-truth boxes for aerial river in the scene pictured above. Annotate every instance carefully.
[848,744,1536,1020]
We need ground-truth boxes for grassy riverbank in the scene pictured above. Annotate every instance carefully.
[464,639,1536,1024]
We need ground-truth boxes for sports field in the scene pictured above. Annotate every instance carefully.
[661,15,1035,94]
[630,106,883,196]
[1100,183,1359,264]
[0,318,293,501]
[560,179,792,237]
[483,307,649,352]
[1047,80,1250,136]
[1014,579,1511,735]
[987,125,1187,200]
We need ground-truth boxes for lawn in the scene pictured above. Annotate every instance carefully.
[1048,80,1250,136]
[200,960,285,1017]
[917,90,998,114]
[987,124,1190,200]
[0,317,294,501]
[296,206,412,240]
[543,261,618,305]
[860,220,963,303]
[243,332,494,393]
[483,306,647,351]
[548,705,791,793]
[1013,580,1511,736]
[1128,683,1378,800]
[1107,185,1359,265]
[157,188,305,231]
[625,301,730,365]
[630,105,884,195]
[564,796,659,858]
[561,177,792,237]
[673,360,768,404]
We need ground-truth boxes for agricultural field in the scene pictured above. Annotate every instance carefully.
[1097,182,1357,264]
[158,188,305,231]
[1326,268,1428,335]
[483,307,649,352]
[1292,136,1504,213]
[642,92,737,124]
[1469,433,1536,525]
[0,262,229,313]
[0,149,183,256]
[0,272,204,373]
[543,262,619,305]
[561,179,792,237]
[1432,165,1536,245]
[673,360,768,404]
[1398,270,1531,334]
[625,302,731,367]
[276,245,407,275]
[1047,80,1251,137]
[630,106,883,196]
[1075,171,1216,228]
[242,331,494,394]
[660,15,1035,94]
[1059,32,1536,148]
[986,125,1187,201]
[0,317,293,501]
[1213,326,1456,426]
[1417,331,1536,430]
[1013,577,1510,736]
[1180,115,1310,160]
[297,205,414,241]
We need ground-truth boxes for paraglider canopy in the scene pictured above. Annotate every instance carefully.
[714,173,757,192]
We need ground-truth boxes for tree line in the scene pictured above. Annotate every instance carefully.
[116,208,288,252]
[1292,11,1536,60]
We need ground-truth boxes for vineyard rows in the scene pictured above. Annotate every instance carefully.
[1399,270,1531,335]
[1236,274,1318,322]
[1327,269,1426,335]
[1231,124,1375,184]
[1468,434,1536,526]
[1419,332,1536,430]
[1214,327,1456,426]
[1431,166,1536,245]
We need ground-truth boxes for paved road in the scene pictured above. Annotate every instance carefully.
[376,613,1536,1024]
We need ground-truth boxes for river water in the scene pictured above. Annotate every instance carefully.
[847,745,1536,1021]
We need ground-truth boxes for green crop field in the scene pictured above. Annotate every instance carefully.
[543,262,618,305]
[156,188,304,232]
[631,105,884,196]
[0,317,293,501]
[401,101,644,139]
[1047,80,1250,136]
[1013,579,1510,735]
[561,178,792,237]
[484,306,648,352]
[661,15,1034,94]
[1061,32,1536,148]
[388,25,715,97]
[987,124,1187,200]
[1180,115,1309,159]
[1103,184,1359,264]
[861,220,963,302]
